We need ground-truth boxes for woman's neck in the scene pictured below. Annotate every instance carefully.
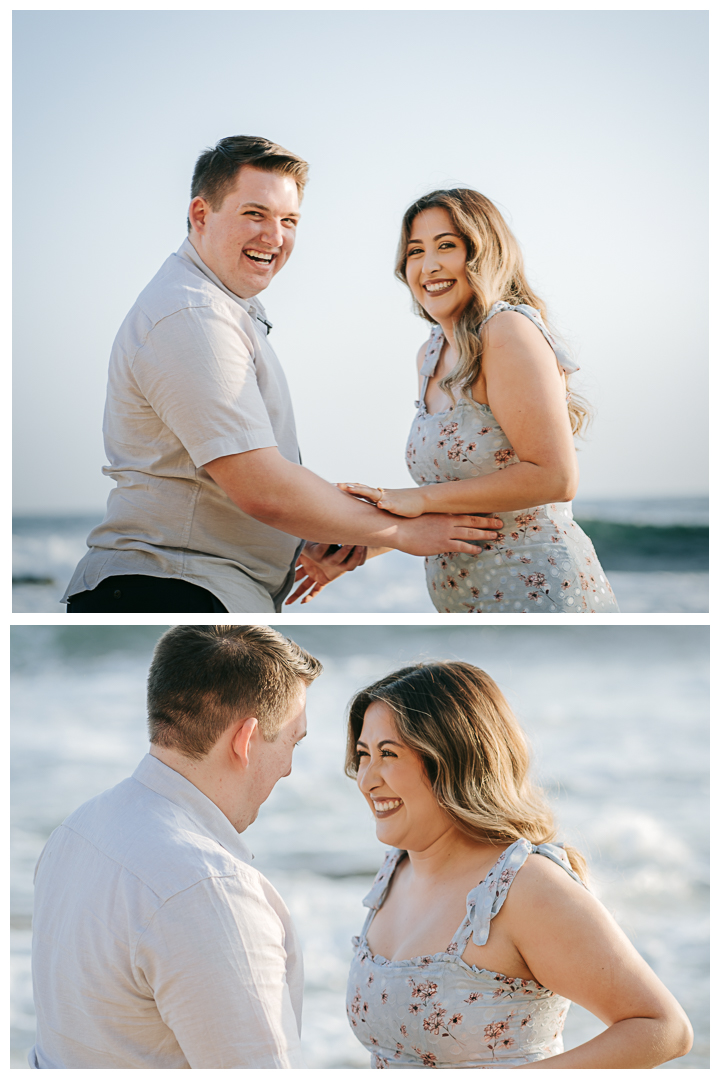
[436,316,457,348]
[404,828,499,884]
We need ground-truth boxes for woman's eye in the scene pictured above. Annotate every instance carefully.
[439,241,456,249]
[356,749,368,758]
[407,248,423,257]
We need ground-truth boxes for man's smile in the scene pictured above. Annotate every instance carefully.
[243,247,277,267]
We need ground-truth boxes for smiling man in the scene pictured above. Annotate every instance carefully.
[63,135,502,613]
[30,625,321,1069]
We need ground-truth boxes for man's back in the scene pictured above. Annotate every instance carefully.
[31,754,304,1069]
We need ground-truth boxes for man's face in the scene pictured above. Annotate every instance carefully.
[189,165,300,299]
[246,684,308,824]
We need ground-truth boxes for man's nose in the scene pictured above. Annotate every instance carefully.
[260,218,284,248]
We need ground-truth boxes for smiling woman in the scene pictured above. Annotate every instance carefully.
[343,661,693,1069]
[329,189,621,614]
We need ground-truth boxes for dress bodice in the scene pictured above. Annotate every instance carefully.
[346,838,585,1068]
[404,303,619,613]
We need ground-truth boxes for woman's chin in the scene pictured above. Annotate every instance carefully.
[374,820,404,847]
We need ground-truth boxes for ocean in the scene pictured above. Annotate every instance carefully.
[10,624,709,1068]
[11,497,709,613]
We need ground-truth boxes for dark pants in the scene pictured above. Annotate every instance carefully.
[67,575,228,613]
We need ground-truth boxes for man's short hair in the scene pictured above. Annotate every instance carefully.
[187,135,309,231]
[147,625,322,759]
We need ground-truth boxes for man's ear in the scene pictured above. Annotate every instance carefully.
[230,717,258,768]
[188,196,210,234]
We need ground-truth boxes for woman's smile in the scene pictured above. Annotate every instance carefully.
[356,701,458,851]
[371,796,404,817]
[423,278,456,296]
[404,206,473,326]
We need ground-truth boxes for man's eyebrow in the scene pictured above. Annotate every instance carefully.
[240,201,301,219]
[407,231,458,246]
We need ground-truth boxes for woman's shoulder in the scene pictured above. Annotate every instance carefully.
[481,305,551,350]
[505,845,588,913]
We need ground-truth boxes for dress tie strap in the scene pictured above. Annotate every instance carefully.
[448,838,586,955]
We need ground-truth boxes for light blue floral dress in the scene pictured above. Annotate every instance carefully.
[406,303,619,613]
[347,838,585,1069]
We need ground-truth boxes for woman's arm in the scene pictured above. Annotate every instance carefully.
[341,313,579,518]
[506,855,693,1069]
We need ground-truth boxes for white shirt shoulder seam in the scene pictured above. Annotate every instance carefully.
[59,821,256,903]
[128,300,255,366]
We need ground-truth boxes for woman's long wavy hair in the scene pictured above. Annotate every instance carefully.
[345,660,587,883]
[395,189,590,435]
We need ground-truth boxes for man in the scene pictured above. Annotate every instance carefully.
[63,135,502,612]
[30,625,321,1069]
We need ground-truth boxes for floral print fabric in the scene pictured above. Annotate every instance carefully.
[346,839,582,1069]
[406,304,619,613]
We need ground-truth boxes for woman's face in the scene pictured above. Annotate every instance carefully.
[356,701,454,851]
[404,207,474,325]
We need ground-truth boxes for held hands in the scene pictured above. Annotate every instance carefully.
[338,482,426,518]
[338,482,504,555]
[285,542,367,606]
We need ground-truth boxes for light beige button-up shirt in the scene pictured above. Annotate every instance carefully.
[63,238,303,612]
[30,754,305,1069]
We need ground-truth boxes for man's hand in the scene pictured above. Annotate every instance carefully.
[286,543,367,605]
[338,482,428,518]
[204,447,503,554]
[393,512,503,556]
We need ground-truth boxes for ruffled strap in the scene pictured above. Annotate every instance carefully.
[415,325,445,408]
[419,324,445,378]
[450,838,585,953]
[362,848,405,910]
[480,301,579,374]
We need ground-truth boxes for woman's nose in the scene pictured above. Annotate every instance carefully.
[422,250,442,273]
[358,758,378,793]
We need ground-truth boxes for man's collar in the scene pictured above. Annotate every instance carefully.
[176,236,270,327]
[132,752,254,865]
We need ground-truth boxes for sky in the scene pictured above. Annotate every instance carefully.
[12,8,708,514]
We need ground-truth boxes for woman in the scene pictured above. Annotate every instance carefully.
[345,661,692,1069]
[338,189,619,613]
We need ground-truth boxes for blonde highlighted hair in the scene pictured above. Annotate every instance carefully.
[395,189,590,435]
[345,660,587,883]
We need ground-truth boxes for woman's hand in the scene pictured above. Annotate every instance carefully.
[338,482,428,518]
[285,542,367,605]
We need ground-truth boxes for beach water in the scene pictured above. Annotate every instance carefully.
[12,497,709,613]
[10,625,708,1068]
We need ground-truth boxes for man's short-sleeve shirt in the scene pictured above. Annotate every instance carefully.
[29,754,305,1069]
[62,239,302,611]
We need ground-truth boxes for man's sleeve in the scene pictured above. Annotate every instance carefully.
[131,305,279,468]
[134,873,305,1068]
